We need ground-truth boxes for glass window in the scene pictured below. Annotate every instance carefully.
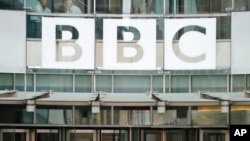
[51,0,93,13]
[15,74,25,91]
[36,130,59,141]
[192,75,227,92]
[144,130,162,141]
[166,0,232,14]
[36,106,73,124]
[75,75,92,92]
[234,0,250,11]
[0,0,24,10]
[114,107,128,125]
[96,75,112,92]
[232,75,245,92]
[165,75,170,93]
[114,107,150,125]
[75,106,111,125]
[167,132,182,141]
[27,74,34,91]
[101,130,129,141]
[231,105,250,124]
[36,74,73,92]
[96,0,163,14]
[153,106,189,125]
[246,75,250,90]
[114,75,150,93]
[216,16,231,39]
[152,75,163,93]
[0,73,13,90]
[68,130,93,141]
[0,105,33,124]
[171,75,189,93]
[203,133,225,141]
[192,106,227,126]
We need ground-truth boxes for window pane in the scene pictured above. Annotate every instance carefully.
[75,75,91,92]
[129,107,151,125]
[0,0,24,10]
[15,74,25,91]
[192,75,227,92]
[216,16,231,39]
[36,74,73,92]
[96,0,163,14]
[96,75,112,92]
[0,73,13,90]
[165,75,170,92]
[192,106,227,126]
[36,106,73,124]
[231,105,250,124]
[153,75,163,92]
[234,0,250,11]
[166,0,232,14]
[171,75,189,93]
[114,75,150,93]
[0,105,33,124]
[246,75,250,90]
[75,106,111,125]
[153,106,189,125]
[114,107,128,125]
[27,74,34,91]
[114,107,150,125]
[232,75,245,92]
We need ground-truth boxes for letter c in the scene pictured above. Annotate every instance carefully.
[172,25,206,63]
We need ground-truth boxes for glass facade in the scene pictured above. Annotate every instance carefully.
[1,73,250,93]
[1,1,250,141]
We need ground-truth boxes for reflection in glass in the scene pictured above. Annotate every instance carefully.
[153,106,189,125]
[114,107,150,125]
[192,106,227,126]
[230,105,250,124]
[36,106,73,124]
[75,106,111,125]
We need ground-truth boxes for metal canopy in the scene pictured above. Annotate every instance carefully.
[0,91,249,106]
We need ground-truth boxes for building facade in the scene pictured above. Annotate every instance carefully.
[1,0,250,141]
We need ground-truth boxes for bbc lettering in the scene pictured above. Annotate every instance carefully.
[42,17,216,70]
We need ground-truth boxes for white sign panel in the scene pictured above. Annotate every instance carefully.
[231,12,250,74]
[164,18,216,70]
[103,19,156,70]
[0,10,26,73]
[42,17,95,69]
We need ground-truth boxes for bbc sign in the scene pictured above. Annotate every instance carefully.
[42,17,216,70]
